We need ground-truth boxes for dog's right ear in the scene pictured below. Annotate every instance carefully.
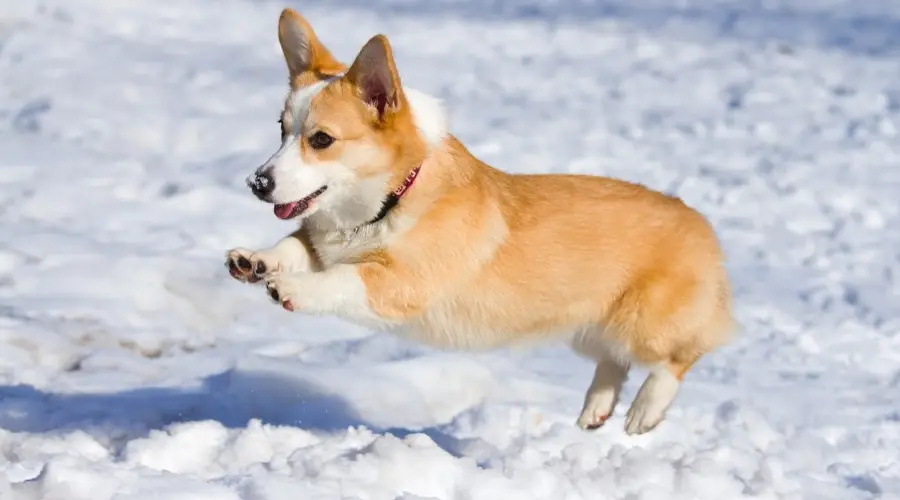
[278,8,343,80]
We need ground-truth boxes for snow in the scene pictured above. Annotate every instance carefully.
[1,0,899,498]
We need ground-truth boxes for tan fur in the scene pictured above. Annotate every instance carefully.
[229,9,735,434]
[356,137,733,358]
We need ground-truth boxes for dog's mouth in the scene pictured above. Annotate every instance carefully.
[273,186,328,220]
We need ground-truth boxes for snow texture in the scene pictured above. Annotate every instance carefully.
[1,0,900,498]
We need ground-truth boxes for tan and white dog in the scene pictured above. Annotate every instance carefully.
[226,8,734,435]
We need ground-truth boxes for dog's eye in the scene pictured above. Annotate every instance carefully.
[308,131,335,150]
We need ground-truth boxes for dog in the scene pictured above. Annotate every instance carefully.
[226,8,735,435]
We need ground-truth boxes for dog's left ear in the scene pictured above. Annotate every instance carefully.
[278,8,343,80]
[346,35,407,121]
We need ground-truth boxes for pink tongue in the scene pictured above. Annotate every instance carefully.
[274,202,298,220]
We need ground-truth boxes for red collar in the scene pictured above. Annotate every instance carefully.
[393,166,421,197]
[364,165,421,226]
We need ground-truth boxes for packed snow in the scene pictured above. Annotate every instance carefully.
[1,0,899,498]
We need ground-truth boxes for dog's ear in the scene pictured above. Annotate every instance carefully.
[278,8,342,79]
[346,34,407,121]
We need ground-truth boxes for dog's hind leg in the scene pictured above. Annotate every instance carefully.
[624,356,697,435]
[608,270,732,435]
[572,331,632,430]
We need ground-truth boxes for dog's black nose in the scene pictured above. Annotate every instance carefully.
[247,168,275,201]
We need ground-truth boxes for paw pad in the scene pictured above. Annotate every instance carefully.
[226,250,270,284]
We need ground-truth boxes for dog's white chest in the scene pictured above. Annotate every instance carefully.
[309,225,385,268]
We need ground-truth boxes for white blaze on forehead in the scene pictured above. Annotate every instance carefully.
[262,79,451,160]
[286,76,340,137]
[282,78,448,146]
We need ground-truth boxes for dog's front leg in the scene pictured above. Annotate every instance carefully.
[262,264,409,328]
[226,229,317,284]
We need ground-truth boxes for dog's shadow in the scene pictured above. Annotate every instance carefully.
[0,368,470,458]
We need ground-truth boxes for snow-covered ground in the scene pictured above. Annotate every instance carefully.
[1,0,899,498]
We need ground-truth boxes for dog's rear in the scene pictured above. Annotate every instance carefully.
[226,8,735,435]
[355,137,735,434]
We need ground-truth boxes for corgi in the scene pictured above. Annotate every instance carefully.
[226,8,734,435]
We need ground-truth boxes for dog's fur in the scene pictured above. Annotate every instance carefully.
[226,8,734,435]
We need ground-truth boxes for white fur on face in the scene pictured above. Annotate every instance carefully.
[251,77,349,212]
[248,76,450,226]
[266,139,334,205]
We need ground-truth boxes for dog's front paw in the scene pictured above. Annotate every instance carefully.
[263,273,303,312]
[226,248,283,284]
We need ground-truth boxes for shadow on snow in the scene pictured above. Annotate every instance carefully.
[0,367,471,459]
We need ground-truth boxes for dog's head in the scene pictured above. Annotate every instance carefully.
[246,9,446,228]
